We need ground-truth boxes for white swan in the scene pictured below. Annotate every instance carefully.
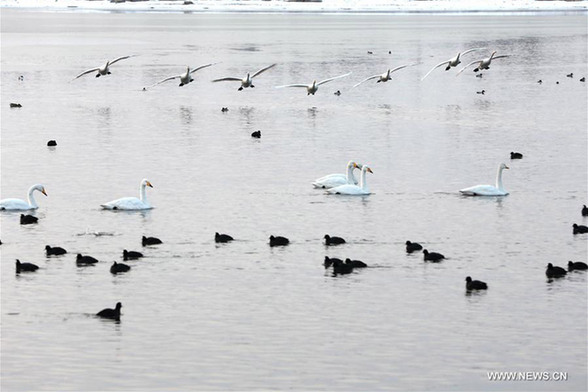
[101,179,154,210]
[212,63,276,91]
[0,184,47,210]
[144,63,217,89]
[326,165,373,195]
[275,72,351,95]
[456,51,509,76]
[312,161,362,189]
[421,48,486,80]
[72,55,135,80]
[460,163,510,196]
[353,63,417,88]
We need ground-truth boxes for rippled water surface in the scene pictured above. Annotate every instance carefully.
[1,10,587,392]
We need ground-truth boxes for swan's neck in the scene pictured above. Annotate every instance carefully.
[359,169,369,190]
[27,187,38,208]
[140,183,148,203]
[346,164,357,184]
[496,167,505,191]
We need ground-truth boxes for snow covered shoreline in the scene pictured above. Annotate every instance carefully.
[1,0,587,13]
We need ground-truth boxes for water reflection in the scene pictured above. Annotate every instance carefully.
[239,106,255,126]
[179,106,192,125]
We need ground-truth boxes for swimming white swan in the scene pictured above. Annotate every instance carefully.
[456,51,509,76]
[0,184,47,210]
[101,179,154,210]
[212,63,276,90]
[275,72,351,95]
[460,163,510,196]
[72,55,135,80]
[312,161,362,189]
[421,48,486,80]
[326,165,373,195]
[353,63,417,88]
[144,63,217,89]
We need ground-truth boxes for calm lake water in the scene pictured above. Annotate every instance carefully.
[1,9,587,392]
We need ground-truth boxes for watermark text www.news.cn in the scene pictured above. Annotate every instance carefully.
[488,371,568,382]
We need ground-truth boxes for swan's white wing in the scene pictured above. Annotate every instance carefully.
[492,55,510,60]
[456,60,481,76]
[275,84,308,89]
[312,175,349,189]
[352,75,380,88]
[460,47,487,56]
[101,197,152,210]
[189,63,217,74]
[109,55,134,65]
[389,63,419,74]
[459,185,506,196]
[252,63,277,78]
[0,198,35,210]
[317,72,352,86]
[421,60,450,81]
[73,67,100,80]
[326,184,369,195]
[144,75,181,89]
[212,77,243,82]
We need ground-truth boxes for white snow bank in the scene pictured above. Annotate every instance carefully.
[1,0,586,13]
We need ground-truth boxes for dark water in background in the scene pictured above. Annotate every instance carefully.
[1,10,587,391]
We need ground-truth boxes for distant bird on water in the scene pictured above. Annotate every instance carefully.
[123,250,143,260]
[251,130,261,138]
[573,224,588,234]
[72,55,135,80]
[77,254,99,265]
[459,163,509,196]
[421,48,486,80]
[20,214,38,225]
[101,179,153,210]
[510,152,523,159]
[96,302,122,320]
[215,232,234,243]
[276,72,351,95]
[16,259,39,273]
[47,140,57,147]
[423,249,445,262]
[213,63,276,91]
[144,63,216,89]
[406,241,423,253]
[45,245,67,256]
[345,258,367,268]
[324,234,346,245]
[142,236,162,246]
[1,184,47,211]
[465,276,488,291]
[545,263,567,278]
[568,261,588,271]
[269,235,289,247]
[110,262,131,274]
[581,205,588,216]
[324,256,343,268]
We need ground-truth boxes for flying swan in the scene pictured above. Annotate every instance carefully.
[353,63,418,88]
[72,55,135,80]
[101,179,154,210]
[212,63,277,91]
[459,163,510,196]
[326,165,373,196]
[0,184,47,210]
[456,51,509,76]
[312,161,362,189]
[275,72,351,95]
[421,48,486,80]
[144,63,217,89]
